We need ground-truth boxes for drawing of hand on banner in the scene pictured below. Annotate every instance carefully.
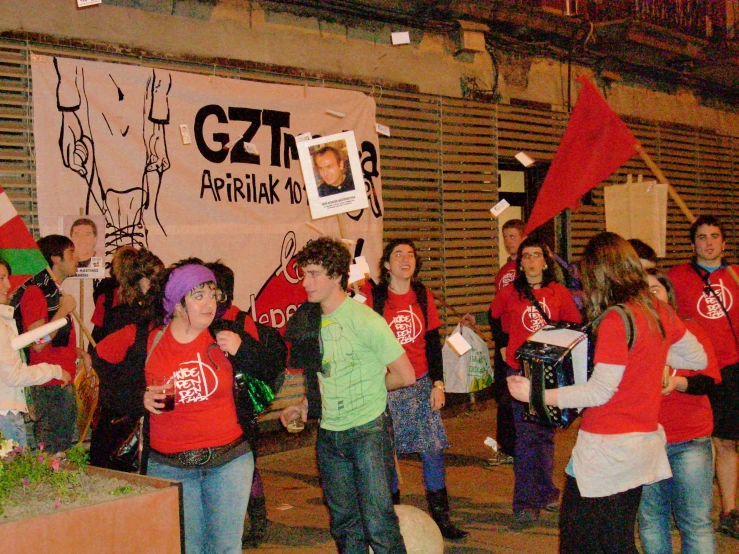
[54,56,172,251]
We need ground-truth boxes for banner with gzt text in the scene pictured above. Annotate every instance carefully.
[31,55,383,332]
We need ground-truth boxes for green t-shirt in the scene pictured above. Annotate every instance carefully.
[318,297,405,431]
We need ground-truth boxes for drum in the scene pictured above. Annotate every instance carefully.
[515,325,589,428]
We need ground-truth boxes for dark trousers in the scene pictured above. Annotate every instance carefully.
[511,397,558,513]
[495,394,516,457]
[31,384,77,453]
[559,475,642,554]
[493,347,516,456]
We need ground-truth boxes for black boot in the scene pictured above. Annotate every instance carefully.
[242,495,269,548]
[426,487,468,540]
[391,489,401,505]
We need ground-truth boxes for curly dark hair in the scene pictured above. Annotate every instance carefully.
[205,260,234,311]
[379,238,422,283]
[512,237,557,299]
[119,248,163,305]
[295,236,351,289]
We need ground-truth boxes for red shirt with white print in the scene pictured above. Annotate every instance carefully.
[490,282,581,370]
[363,287,441,379]
[145,325,242,453]
[668,263,739,368]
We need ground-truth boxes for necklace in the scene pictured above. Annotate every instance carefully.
[389,282,410,294]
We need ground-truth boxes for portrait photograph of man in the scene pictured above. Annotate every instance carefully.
[311,142,356,197]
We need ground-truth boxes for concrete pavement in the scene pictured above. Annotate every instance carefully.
[246,399,739,553]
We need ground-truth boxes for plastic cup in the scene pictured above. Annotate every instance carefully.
[153,376,176,413]
[286,411,305,433]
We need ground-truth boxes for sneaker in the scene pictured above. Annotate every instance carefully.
[486,452,514,467]
[544,500,560,513]
[718,510,739,539]
[509,509,538,531]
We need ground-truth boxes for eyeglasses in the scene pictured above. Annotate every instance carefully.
[521,252,543,260]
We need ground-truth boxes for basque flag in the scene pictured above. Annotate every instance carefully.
[0,185,48,292]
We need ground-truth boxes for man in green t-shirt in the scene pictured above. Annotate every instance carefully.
[280,236,415,554]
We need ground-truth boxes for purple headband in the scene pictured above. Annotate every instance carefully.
[162,264,216,323]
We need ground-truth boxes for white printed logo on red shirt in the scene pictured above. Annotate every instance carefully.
[697,280,733,320]
[499,270,515,290]
[522,299,550,333]
[389,306,422,345]
[175,353,219,403]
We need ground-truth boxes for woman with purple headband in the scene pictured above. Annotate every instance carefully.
[142,258,255,554]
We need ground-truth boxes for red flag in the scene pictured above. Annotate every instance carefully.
[525,77,639,236]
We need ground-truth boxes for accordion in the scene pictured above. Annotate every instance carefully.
[515,324,589,429]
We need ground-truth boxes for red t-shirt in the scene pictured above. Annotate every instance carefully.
[20,285,77,385]
[668,263,739,368]
[95,324,137,363]
[489,259,517,332]
[363,287,441,379]
[91,287,121,328]
[490,282,581,369]
[582,300,687,435]
[145,326,242,453]
[659,319,721,444]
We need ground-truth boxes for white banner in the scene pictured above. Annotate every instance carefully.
[31,55,384,332]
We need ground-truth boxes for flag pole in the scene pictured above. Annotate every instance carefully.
[635,144,695,223]
[635,143,739,287]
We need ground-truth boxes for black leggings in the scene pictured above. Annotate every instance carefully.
[559,475,642,554]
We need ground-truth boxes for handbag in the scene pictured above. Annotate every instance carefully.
[233,370,275,416]
[112,326,165,474]
[112,416,144,472]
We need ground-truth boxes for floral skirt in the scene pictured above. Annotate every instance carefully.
[387,374,450,454]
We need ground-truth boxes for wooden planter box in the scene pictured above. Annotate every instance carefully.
[0,466,183,554]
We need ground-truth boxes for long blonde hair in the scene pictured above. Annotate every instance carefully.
[581,232,665,338]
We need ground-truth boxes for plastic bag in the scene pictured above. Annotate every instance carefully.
[442,324,493,393]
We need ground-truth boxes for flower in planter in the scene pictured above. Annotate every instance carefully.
[0,438,17,459]
[0,431,89,516]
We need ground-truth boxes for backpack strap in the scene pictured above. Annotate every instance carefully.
[146,326,167,363]
[592,304,635,350]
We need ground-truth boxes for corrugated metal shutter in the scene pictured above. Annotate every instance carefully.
[0,42,35,232]
[497,101,739,268]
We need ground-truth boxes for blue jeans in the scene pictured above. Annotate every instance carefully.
[0,412,27,447]
[317,411,406,554]
[638,436,716,554]
[148,450,254,554]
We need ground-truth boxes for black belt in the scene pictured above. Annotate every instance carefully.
[151,436,249,469]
